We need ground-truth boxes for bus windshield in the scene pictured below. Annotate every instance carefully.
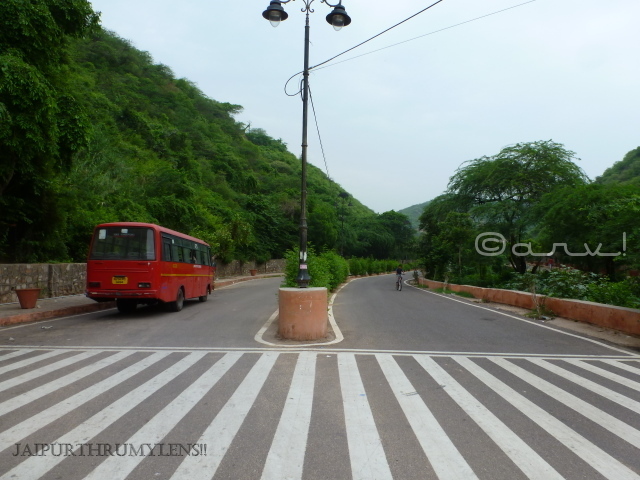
[90,227,156,260]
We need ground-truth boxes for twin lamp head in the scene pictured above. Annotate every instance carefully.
[262,1,352,30]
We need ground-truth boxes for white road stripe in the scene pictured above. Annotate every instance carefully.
[492,357,640,449]
[0,351,170,452]
[531,359,640,413]
[377,354,478,480]
[261,352,316,480]
[0,351,134,416]
[83,352,243,480]
[338,353,393,480]
[600,359,640,376]
[0,350,30,361]
[1,350,638,480]
[4,352,208,480]
[413,355,563,480]
[0,350,73,375]
[456,357,640,480]
[0,350,102,393]
[566,359,640,391]
[170,352,279,480]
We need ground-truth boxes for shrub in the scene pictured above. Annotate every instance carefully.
[499,267,640,309]
[586,279,640,309]
[323,251,349,290]
[348,257,363,276]
[283,248,347,291]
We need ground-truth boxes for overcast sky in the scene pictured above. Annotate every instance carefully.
[88,0,640,213]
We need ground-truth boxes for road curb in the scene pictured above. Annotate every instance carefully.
[0,301,116,327]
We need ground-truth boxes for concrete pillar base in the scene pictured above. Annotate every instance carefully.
[278,287,328,340]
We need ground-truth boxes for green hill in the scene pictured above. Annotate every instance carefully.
[2,4,420,263]
[595,146,640,185]
[399,201,431,230]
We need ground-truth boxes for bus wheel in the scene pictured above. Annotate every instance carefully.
[116,299,137,314]
[166,288,184,312]
[198,287,209,302]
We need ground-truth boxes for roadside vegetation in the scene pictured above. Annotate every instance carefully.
[416,141,640,309]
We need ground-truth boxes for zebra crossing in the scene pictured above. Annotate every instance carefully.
[0,347,639,479]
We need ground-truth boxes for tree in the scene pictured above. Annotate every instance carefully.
[378,210,415,260]
[447,140,588,273]
[0,0,99,260]
[534,183,640,279]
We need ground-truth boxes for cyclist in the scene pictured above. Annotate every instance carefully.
[395,265,403,290]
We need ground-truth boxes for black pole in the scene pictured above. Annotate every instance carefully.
[296,11,312,288]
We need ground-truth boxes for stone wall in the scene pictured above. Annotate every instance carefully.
[0,260,286,304]
[0,264,87,304]
[214,259,286,278]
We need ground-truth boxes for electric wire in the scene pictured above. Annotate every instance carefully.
[285,1,536,95]
[309,0,445,71]
[312,0,538,72]
[285,0,446,96]
[308,83,331,179]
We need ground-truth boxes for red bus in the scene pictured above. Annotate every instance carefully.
[86,222,215,313]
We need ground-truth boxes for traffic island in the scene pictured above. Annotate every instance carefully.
[278,287,328,340]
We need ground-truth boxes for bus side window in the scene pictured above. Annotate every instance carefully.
[183,247,192,264]
[172,244,182,263]
[162,241,172,261]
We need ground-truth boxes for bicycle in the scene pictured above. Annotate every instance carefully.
[395,274,403,291]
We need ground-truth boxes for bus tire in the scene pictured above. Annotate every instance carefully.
[198,287,209,302]
[116,299,137,314]
[166,287,184,312]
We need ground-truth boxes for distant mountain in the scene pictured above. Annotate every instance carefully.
[399,201,431,230]
[596,146,640,185]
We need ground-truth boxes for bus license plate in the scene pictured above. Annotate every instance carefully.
[112,276,128,285]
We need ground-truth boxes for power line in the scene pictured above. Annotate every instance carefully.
[308,83,331,179]
[284,0,446,95]
[309,0,446,71]
[311,0,537,73]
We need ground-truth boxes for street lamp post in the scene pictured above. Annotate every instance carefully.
[262,0,351,288]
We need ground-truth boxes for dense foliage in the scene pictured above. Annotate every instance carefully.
[0,4,415,264]
[282,248,350,291]
[596,146,640,186]
[416,141,640,309]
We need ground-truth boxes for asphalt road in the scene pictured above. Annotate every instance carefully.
[2,277,283,349]
[333,274,629,355]
[1,275,639,479]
